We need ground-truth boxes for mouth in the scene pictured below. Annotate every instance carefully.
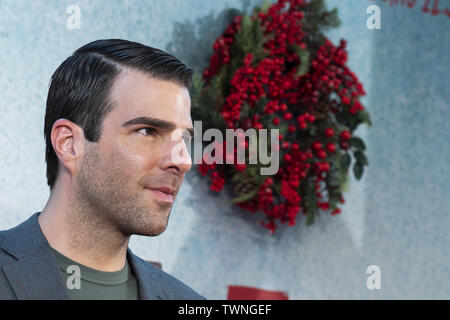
[144,187,175,203]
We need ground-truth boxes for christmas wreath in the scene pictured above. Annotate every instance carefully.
[190,0,372,234]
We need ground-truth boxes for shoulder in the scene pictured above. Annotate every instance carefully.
[0,229,15,265]
[130,253,206,300]
[0,229,18,299]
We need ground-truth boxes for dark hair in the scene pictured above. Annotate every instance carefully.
[44,39,193,191]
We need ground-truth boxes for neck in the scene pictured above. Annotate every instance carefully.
[38,184,130,272]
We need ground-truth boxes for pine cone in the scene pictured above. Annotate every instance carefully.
[313,101,331,120]
[232,176,258,197]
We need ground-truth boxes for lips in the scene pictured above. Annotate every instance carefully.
[149,187,176,195]
[144,187,176,203]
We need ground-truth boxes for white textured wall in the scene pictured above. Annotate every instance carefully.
[0,0,448,299]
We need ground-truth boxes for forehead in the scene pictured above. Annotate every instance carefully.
[106,67,192,128]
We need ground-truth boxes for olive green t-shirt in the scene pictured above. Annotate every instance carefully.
[52,248,139,300]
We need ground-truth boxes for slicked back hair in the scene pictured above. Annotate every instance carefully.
[44,39,193,191]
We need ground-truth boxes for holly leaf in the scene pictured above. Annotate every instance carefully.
[359,110,372,127]
[340,153,351,171]
[353,162,364,180]
[349,136,366,151]
[354,150,368,166]
[335,112,347,126]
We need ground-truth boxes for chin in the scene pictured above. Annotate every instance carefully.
[133,220,169,237]
[123,204,171,236]
[147,224,168,237]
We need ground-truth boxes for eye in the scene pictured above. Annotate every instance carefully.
[137,127,157,136]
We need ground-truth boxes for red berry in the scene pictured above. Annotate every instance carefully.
[317,150,327,159]
[288,124,296,132]
[312,141,322,150]
[283,112,292,120]
[299,122,307,130]
[326,142,336,153]
[340,141,349,150]
[273,117,280,125]
[324,128,334,138]
[340,130,351,140]
[297,115,305,123]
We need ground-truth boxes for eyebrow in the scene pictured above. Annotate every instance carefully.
[122,116,195,136]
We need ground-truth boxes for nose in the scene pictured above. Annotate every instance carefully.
[159,129,192,174]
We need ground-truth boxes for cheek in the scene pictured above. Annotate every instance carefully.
[113,141,161,177]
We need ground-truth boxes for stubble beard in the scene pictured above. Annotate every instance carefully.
[73,143,172,242]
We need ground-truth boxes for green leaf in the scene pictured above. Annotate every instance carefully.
[292,44,310,76]
[278,123,289,136]
[353,162,364,180]
[359,110,372,127]
[239,102,253,121]
[306,206,316,225]
[326,8,341,29]
[254,97,269,114]
[232,12,267,66]
[231,172,245,183]
[302,0,341,38]
[259,0,272,13]
[242,14,252,35]
[339,170,350,192]
[347,114,358,131]
[348,137,366,151]
[191,71,204,95]
[273,181,282,193]
[354,150,368,166]
[326,183,342,209]
[340,153,351,171]
[302,177,317,225]
[231,188,259,203]
[335,112,347,126]
[336,152,351,192]
[328,174,339,187]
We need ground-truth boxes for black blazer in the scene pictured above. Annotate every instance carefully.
[0,212,205,300]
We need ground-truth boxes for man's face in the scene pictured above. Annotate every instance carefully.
[74,68,193,237]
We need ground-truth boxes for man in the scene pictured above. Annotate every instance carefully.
[0,39,205,300]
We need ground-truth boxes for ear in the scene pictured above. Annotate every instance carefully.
[50,119,85,176]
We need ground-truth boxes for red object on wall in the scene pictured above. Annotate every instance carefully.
[227,285,289,300]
